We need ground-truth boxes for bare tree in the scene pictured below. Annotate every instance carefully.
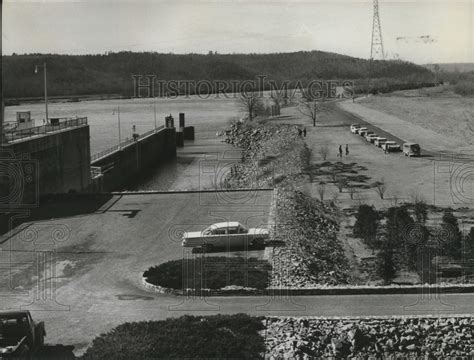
[298,98,323,127]
[319,145,329,160]
[348,184,356,200]
[390,191,400,206]
[316,182,326,201]
[238,92,265,122]
[373,177,387,199]
[270,88,290,109]
[336,177,346,193]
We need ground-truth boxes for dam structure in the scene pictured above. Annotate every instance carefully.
[0,114,181,205]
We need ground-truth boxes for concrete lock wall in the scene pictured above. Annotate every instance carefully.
[1,125,91,200]
[91,127,176,191]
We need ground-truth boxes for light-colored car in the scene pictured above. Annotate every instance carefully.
[366,134,378,143]
[363,130,374,138]
[358,128,369,136]
[403,143,421,157]
[374,137,388,147]
[382,141,401,152]
[181,221,269,250]
[350,124,361,133]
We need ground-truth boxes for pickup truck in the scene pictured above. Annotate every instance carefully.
[0,311,45,358]
[182,222,269,251]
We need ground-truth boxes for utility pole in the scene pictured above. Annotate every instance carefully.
[370,0,385,60]
[35,62,49,122]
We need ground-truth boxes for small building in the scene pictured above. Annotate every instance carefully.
[16,111,35,130]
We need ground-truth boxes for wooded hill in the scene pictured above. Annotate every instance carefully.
[3,51,435,99]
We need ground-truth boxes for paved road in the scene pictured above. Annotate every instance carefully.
[335,104,474,161]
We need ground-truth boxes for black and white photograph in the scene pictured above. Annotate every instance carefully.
[1,0,473,358]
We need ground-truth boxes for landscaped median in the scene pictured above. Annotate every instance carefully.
[79,314,474,359]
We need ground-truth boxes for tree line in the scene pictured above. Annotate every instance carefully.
[2,51,435,100]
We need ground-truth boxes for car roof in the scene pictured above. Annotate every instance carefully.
[386,141,397,144]
[0,311,29,318]
[404,142,419,146]
[212,221,242,228]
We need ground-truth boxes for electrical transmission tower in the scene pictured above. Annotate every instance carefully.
[370,0,385,60]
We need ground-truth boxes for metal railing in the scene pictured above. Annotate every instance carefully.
[3,117,88,143]
[90,125,166,162]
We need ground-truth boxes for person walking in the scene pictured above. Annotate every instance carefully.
[303,127,307,137]
[338,145,343,158]
[345,144,349,156]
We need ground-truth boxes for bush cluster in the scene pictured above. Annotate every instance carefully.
[144,257,271,290]
[81,314,265,359]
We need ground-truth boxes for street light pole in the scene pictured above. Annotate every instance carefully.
[153,102,157,131]
[35,62,49,123]
[117,106,122,149]
[43,62,48,123]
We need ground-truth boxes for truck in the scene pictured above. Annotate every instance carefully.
[403,143,421,157]
[0,311,45,358]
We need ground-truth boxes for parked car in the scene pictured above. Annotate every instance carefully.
[0,311,45,358]
[366,134,378,143]
[182,222,270,250]
[374,137,388,147]
[403,143,421,157]
[382,141,401,153]
[358,127,368,136]
[363,131,374,139]
[350,124,361,133]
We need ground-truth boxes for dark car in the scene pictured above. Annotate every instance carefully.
[0,311,45,358]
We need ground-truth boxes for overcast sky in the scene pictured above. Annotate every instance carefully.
[2,0,473,64]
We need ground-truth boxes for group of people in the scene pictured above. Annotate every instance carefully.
[298,127,307,137]
[338,144,349,157]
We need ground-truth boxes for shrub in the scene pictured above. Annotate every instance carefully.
[81,314,265,360]
[413,200,428,223]
[143,257,271,290]
[353,205,380,251]
[465,227,474,260]
[376,244,398,284]
[454,80,474,96]
[440,210,463,259]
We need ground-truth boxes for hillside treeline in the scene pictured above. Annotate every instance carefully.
[3,51,435,99]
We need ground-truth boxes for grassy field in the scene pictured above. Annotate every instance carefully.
[357,86,474,146]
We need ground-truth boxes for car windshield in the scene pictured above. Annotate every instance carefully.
[202,225,216,235]
[0,316,27,336]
